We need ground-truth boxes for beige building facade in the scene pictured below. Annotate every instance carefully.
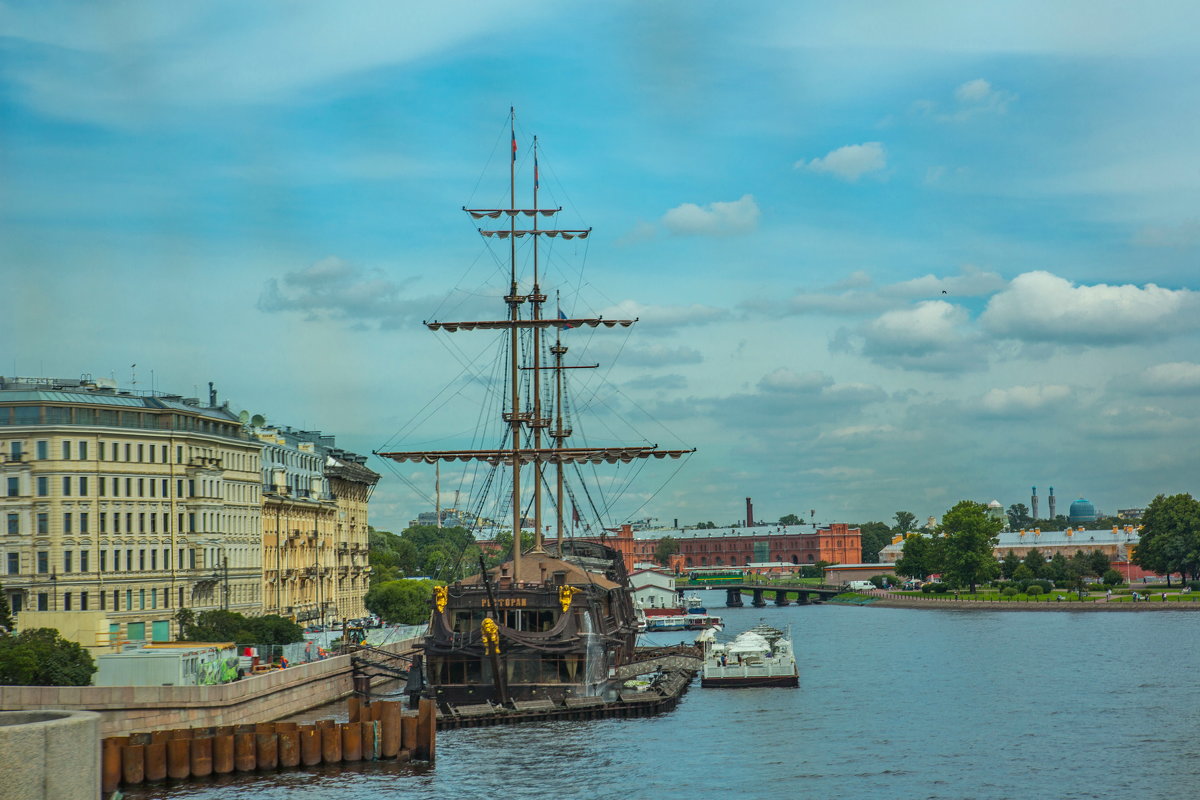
[0,377,262,644]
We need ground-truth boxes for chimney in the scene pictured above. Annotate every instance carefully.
[1048,487,1056,520]
[1031,486,1038,521]
[746,497,754,528]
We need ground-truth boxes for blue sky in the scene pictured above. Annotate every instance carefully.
[5,1,1200,531]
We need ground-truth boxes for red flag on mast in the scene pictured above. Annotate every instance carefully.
[512,131,517,162]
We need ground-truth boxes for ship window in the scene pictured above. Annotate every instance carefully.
[451,611,484,633]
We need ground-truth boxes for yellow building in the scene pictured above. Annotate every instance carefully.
[0,377,263,643]
[255,426,378,624]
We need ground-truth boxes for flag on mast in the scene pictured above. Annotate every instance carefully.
[558,309,574,329]
[512,130,517,162]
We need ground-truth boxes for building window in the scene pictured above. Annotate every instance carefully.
[100,592,106,610]
[62,476,71,496]
[126,590,133,611]
[138,478,144,497]
[63,513,72,534]
[126,549,133,571]
[125,443,131,461]
[78,441,88,460]
[151,549,157,570]
[64,592,72,611]
[36,477,48,497]
[6,477,17,497]
[6,553,18,574]
[100,551,107,571]
[112,513,120,534]
[37,593,48,611]
[79,477,88,496]
[138,513,145,533]
[36,551,48,573]
[80,550,89,572]
[139,549,145,571]
[80,592,89,611]
[63,551,72,573]
[98,442,105,460]
[139,589,145,610]
[6,514,17,535]
[99,477,106,496]
[138,444,144,462]
[36,513,47,535]
[62,441,70,459]
[36,440,48,459]
[114,590,120,610]
[80,513,89,533]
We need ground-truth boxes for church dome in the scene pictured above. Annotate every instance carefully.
[1068,498,1097,523]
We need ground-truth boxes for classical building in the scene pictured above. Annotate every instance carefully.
[0,377,263,643]
[257,426,377,624]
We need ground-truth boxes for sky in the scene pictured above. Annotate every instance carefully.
[4,1,1200,532]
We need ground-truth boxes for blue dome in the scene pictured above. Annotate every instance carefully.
[1068,498,1097,523]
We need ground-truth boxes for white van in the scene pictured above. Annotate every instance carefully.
[847,580,876,591]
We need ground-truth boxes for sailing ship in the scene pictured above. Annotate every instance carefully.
[378,110,693,709]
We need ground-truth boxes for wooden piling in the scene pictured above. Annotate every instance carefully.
[191,736,214,777]
[360,720,378,760]
[299,725,322,766]
[401,714,418,759]
[144,741,167,782]
[321,722,342,763]
[341,722,363,761]
[102,737,125,795]
[278,728,300,768]
[213,733,235,774]
[234,732,257,772]
[416,698,436,762]
[121,744,145,785]
[256,732,279,770]
[380,702,402,758]
[167,737,191,780]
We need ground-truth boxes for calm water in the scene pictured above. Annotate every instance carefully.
[124,598,1200,800]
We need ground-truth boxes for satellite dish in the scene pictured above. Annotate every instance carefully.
[251,414,266,427]
[238,410,250,424]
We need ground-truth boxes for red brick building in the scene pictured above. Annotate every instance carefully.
[620,524,862,572]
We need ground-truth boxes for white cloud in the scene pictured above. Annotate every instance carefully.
[857,300,986,372]
[758,368,831,393]
[597,300,727,329]
[978,384,1072,416]
[913,78,1017,123]
[1138,362,1200,394]
[796,142,886,181]
[783,266,1002,316]
[981,271,1200,344]
[660,194,760,236]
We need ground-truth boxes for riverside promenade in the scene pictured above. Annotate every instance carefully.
[858,590,1200,611]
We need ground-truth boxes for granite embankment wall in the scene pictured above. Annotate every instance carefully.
[0,638,418,737]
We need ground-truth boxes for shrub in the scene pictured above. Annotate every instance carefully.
[921,583,935,593]
[1029,579,1053,594]
[1001,587,1019,597]
[1188,580,1200,592]
[931,583,950,593]
[1103,570,1124,587]
[869,575,890,589]
[1026,584,1044,597]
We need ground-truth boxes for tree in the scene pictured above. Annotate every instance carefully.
[779,514,802,526]
[1000,550,1023,579]
[485,529,536,569]
[653,536,680,566]
[1022,548,1046,578]
[1006,503,1032,530]
[175,609,303,645]
[0,628,96,686]
[895,533,941,580]
[893,511,918,534]
[0,583,13,631]
[364,579,437,625]
[1135,493,1200,585]
[936,500,1002,593]
[1088,549,1111,578]
[1047,553,1070,584]
[696,521,717,530]
[857,521,892,563]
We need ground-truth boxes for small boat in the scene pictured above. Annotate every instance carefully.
[646,615,688,632]
[699,624,798,688]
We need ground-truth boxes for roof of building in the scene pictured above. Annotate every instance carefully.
[879,527,1139,554]
[633,525,852,541]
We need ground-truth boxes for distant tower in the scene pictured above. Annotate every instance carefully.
[1048,487,1056,520]
[746,497,754,528]
[1031,487,1038,521]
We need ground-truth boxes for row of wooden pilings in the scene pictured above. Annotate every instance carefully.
[101,699,436,795]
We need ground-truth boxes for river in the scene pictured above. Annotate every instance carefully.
[122,595,1200,800]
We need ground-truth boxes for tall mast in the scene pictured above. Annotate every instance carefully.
[553,292,567,545]
[530,136,546,553]
[506,107,522,577]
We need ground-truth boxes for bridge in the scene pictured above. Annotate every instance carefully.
[711,584,846,607]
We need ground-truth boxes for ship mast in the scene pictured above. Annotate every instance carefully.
[506,107,523,577]
[377,109,696,574]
